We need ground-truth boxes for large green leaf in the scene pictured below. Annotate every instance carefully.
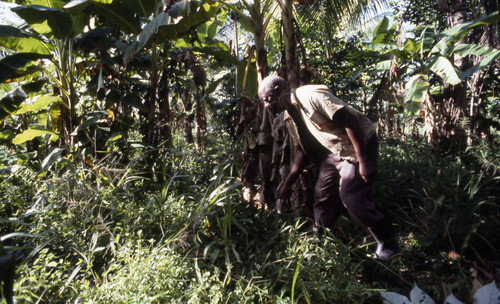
[12,128,55,145]
[440,11,500,38]
[15,95,60,115]
[373,16,389,37]
[374,59,392,71]
[41,146,66,171]
[405,101,421,118]
[197,19,218,42]
[364,43,406,59]
[364,43,398,53]
[237,58,257,99]
[167,0,203,18]
[124,2,221,65]
[0,129,15,143]
[445,43,500,58]
[403,38,419,55]
[429,35,454,55]
[428,13,500,56]
[405,74,429,102]
[120,0,158,18]
[0,53,52,83]
[206,71,229,95]
[21,80,47,94]
[70,110,108,135]
[64,0,140,34]
[12,5,73,39]
[0,87,27,123]
[157,2,221,40]
[73,26,115,52]
[461,50,500,79]
[0,25,52,54]
[123,12,169,65]
[193,43,238,65]
[428,56,461,85]
[419,26,436,55]
[63,0,112,15]
[25,0,67,9]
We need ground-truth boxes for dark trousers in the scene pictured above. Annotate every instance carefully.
[313,136,384,229]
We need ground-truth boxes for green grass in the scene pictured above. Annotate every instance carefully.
[1,135,499,303]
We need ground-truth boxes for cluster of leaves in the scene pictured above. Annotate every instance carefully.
[0,0,245,160]
[364,12,500,117]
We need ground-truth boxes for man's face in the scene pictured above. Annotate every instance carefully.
[260,86,285,112]
[263,96,285,113]
[260,94,277,109]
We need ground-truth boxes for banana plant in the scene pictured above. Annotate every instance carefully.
[128,0,219,147]
[0,0,146,152]
[364,11,500,112]
[8,1,90,148]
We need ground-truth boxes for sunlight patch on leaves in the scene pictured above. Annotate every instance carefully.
[12,128,55,145]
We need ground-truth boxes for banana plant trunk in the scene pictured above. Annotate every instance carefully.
[195,89,207,151]
[56,38,79,148]
[433,0,468,153]
[145,74,158,145]
[468,0,499,144]
[278,0,299,89]
[181,88,194,144]
[158,69,172,149]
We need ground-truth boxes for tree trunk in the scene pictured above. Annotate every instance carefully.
[240,2,272,204]
[158,69,172,149]
[255,28,269,82]
[274,0,314,215]
[278,0,299,89]
[433,0,468,153]
[181,88,194,144]
[468,0,499,144]
[195,89,207,151]
[145,75,158,145]
[424,93,438,150]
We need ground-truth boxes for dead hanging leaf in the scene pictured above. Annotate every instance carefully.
[190,65,206,88]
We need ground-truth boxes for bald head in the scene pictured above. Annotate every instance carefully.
[258,76,289,108]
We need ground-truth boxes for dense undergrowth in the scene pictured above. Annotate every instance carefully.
[1,132,499,303]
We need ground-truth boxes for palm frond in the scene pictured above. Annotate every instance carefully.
[295,0,388,41]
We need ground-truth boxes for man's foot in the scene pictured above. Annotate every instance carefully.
[375,241,395,260]
[368,222,398,260]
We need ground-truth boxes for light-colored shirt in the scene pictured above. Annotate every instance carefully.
[286,84,376,162]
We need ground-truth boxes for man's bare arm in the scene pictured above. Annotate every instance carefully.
[336,108,376,183]
[279,147,307,199]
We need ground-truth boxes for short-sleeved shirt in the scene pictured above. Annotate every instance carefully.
[285,85,376,163]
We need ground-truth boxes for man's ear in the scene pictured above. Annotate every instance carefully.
[273,86,281,97]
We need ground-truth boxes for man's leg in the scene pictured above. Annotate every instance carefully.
[334,155,397,258]
[335,159,383,226]
[314,154,343,229]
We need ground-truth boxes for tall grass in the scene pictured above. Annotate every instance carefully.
[1,134,499,303]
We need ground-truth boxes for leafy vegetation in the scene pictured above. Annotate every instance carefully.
[2,134,499,303]
[1,0,499,303]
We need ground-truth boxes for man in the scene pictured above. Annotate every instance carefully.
[258,75,397,259]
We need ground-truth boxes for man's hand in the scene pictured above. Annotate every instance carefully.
[279,182,293,200]
[279,148,307,200]
[359,160,376,183]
